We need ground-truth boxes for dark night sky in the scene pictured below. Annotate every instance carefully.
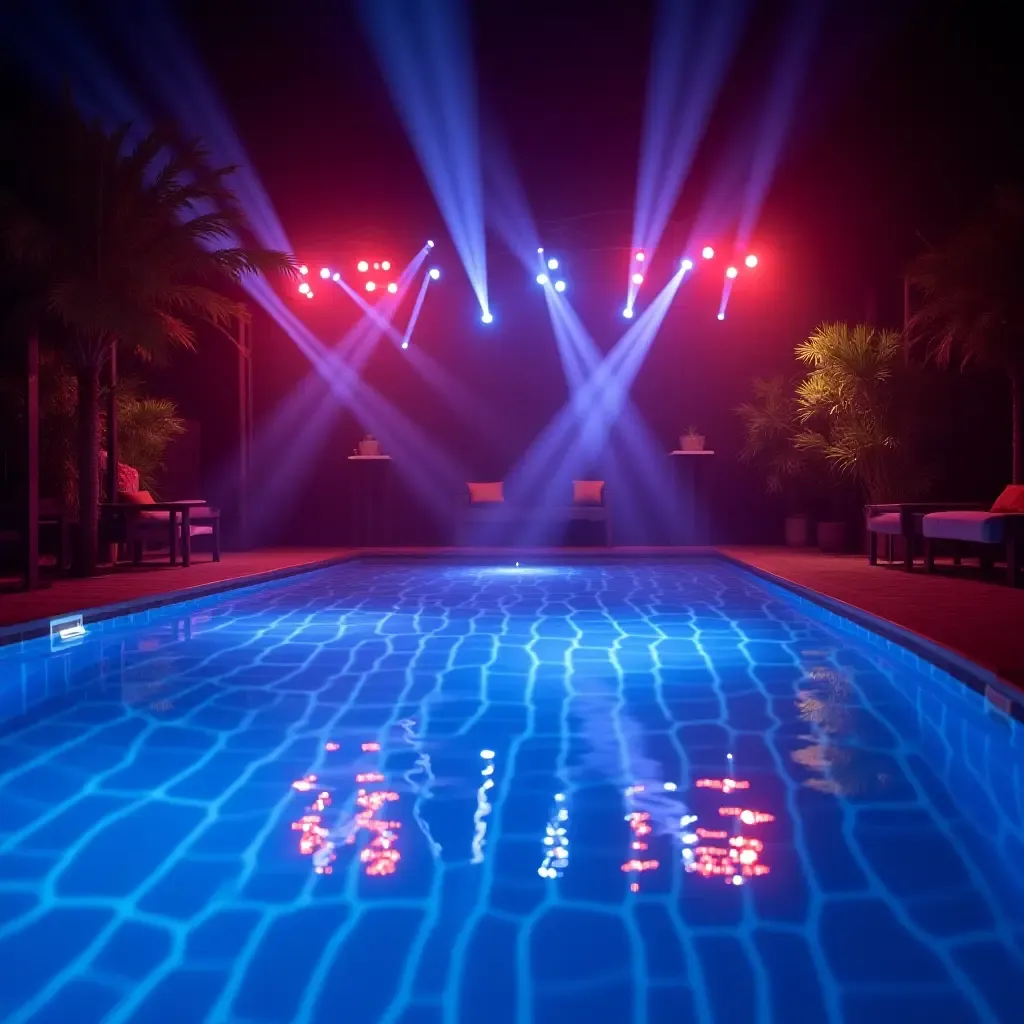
[166,0,1023,309]
[3,0,1021,536]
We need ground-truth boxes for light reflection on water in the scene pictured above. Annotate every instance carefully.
[3,558,1023,1024]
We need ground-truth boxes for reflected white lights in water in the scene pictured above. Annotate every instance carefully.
[538,792,570,879]
[473,565,562,577]
[471,749,496,864]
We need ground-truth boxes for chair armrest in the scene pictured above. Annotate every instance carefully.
[100,501,211,513]
[866,502,988,513]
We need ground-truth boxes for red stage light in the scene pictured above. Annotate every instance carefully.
[366,281,376,292]
[632,272,644,285]
[298,282,310,295]
[634,251,645,262]
[387,282,398,294]
[702,246,715,260]
[299,265,309,275]
[745,254,758,268]
[725,266,738,279]
[382,260,391,271]
[357,260,369,272]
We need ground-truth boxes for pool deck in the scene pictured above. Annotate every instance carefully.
[2,545,1022,693]
[0,548,354,635]
[722,547,1024,691]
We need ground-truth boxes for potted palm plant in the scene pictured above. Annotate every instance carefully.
[735,376,813,546]
[792,322,923,552]
[679,426,706,451]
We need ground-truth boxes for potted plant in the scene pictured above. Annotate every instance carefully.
[792,322,925,553]
[735,377,813,546]
[358,433,381,456]
[679,426,706,451]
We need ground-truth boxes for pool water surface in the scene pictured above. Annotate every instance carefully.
[0,558,1022,1023]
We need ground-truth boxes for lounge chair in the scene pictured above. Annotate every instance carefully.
[458,480,610,545]
[921,485,1024,587]
[865,502,984,570]
[106,491,221,567]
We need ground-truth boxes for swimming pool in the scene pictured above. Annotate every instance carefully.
[0,557,1022,1023]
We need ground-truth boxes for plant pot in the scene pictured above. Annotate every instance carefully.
[784,515,810,548]
[679,435,705,451]
[816,521,846,553]
[358,438,381,457]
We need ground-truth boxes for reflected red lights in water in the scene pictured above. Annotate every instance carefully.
[621,858,659,873]
[622,804,660,890]
[290,739,401,878]
[719,807,775,824]
[291,790,334,870]
[351,788,402,877]
[696,778,750,791]
[686,774,775,885]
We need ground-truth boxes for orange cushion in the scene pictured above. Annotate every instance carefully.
[991,485,1024,513]
[119,490,154,505]
[573,480,604,505]
[467,482,504,504]
[118,490,166,522]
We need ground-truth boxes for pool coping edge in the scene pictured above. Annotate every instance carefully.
[0,553,359,647]
[719,551,1024,724]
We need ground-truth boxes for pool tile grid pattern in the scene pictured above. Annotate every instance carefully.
[0,559,1022,1023]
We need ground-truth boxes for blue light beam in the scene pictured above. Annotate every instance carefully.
[629,0,747,308]
[358,0,489,317]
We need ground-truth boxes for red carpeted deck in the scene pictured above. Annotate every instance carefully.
[0,548,354,631]
[723,547,1024,689]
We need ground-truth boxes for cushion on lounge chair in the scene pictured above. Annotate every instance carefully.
[991,485,1024,513]
[921,511,1006,545]
[866,512,902,535]
[572,480,605,506]
[467,482,504,504]
[118,490,167,522]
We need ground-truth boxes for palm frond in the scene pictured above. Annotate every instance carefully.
[0,97,297,366]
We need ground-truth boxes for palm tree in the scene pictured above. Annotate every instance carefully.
[0,96,294,574]
[791,322,913,503]
[907,186,1024,483]
[735,375,808,499]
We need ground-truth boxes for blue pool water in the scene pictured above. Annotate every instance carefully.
[1,558,1023,1023]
